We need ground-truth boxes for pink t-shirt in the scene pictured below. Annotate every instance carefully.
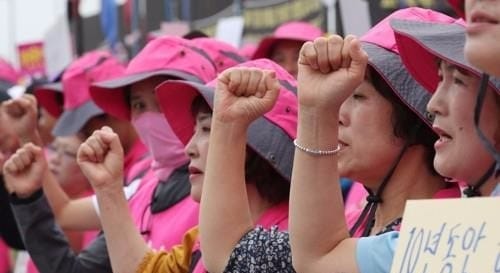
[191,201,290,273]
[123,139,151,175]
[344,182,368,213]
[128,168,199,250]
[346,183,461,237]
[0,239,10,273]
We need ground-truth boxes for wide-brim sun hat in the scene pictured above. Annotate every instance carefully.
[391,18,500,95]
[52,51,126,136]
[192,37,247,73]
[251,21,323,60]
[359,7,449,127]
[90,36,218,121]
[448,0,465,18]
[34,82,64,118]
[156,59,298,181]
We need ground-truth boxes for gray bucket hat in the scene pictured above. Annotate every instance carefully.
[391,18,500,95]
[156,59,298,182]
[358,7,443,127]
[89,36,217,121]
[34,82,64,118]
[52,51,125,136]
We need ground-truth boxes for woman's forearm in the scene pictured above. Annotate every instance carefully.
[42,172,101,230]
[289,106,350,272]
[94,183,150,273]
[200,120,253,273]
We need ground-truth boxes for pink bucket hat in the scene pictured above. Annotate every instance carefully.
[52,51,126,136]
[390,12,500,95]
[192,37,247,73]
[359,7,449,127]
[34,82,64,118]
[239,44,257,60]
[252,21,323,60]
[156,59,297,181]
[0,58,19,92]
[448,0,465,18]
[90,36,217,120]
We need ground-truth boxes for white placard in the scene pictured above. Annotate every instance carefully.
[391,197,500,273]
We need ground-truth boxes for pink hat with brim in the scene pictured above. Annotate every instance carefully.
[34,82,64,118]
[0,80,14,93]
[52,51,125,136]
[156,59,297,181]
[0,91,11,102]
[192,37,247,73]
[251,21,323,60]
[391,16,500,95]
[239,44,257,60]
[448,0,465,18]
[0,58,19,85]
[359,7,449,127]
[90,36,218,121]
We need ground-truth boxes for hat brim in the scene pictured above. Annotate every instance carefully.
[362,42,434,127]
[156,80,294,182]
[252,36,306,60]
[91,69,203,120]
[0,80,14,93]
[34,83,64,118]
[448,0,465,18]
[391,19,500,94]
[0,91,11,103]
[52,101,104,136]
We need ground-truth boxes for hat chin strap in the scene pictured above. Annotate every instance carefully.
[349,142,412,237]
[463,162,496,197]
[464,73,500,197]
[349,122,424,237]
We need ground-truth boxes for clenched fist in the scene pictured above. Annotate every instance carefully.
[3,143,47,198]
[2,94,41,145]
[77,126,124,192]
[214,67,280,126]
[297,35,368,110]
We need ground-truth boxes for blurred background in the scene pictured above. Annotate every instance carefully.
[0,0,456,85]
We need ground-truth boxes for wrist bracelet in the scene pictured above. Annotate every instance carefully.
[293,139,341,156]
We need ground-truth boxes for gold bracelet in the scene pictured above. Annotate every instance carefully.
[293,139,341,156]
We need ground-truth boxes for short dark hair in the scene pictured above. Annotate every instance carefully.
[368,66,438,175]
[190,95,290,204]
[244,148,290,205]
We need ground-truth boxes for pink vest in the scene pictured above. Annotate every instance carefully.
[0,239,10,273]
[128,168,199,250]
[191,202,289,273]
[344,182,367,213]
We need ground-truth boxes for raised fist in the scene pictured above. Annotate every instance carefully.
[214,67,280,126]
[297,35,368,110]
[2,94,41,144]
[3,143,47,198]
[77,126,124,192]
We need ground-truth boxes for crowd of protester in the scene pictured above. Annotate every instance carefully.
[0,0,498,272]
